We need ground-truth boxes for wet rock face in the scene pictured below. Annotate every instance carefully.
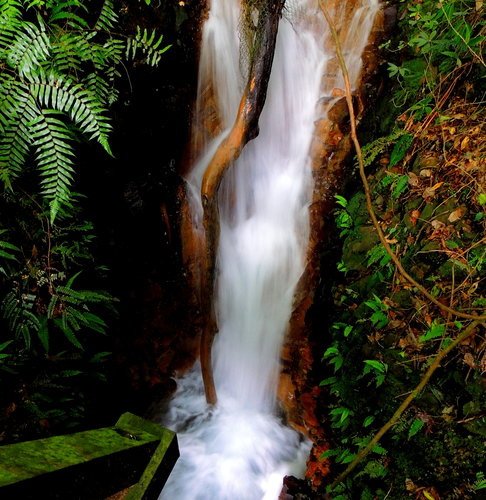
[277,0,392,491]
[280,475,316,500]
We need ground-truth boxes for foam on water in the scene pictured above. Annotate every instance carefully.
[159,1,379,498]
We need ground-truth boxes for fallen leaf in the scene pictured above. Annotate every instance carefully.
[448,207,466,223]
[405,479,417,492]
[423,182,444,199]
[408,172,420,186]
[419,169,432,177]
[410,210,420,226]
[463,352,476,369]
[460,136,470,150]
[431,219,445,229]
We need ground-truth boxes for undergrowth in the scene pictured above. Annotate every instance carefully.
[320,0,485,498]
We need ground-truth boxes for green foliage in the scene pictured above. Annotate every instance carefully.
[0,0,169,222]
[388,0,485,109]
[389,133,413,167]
[361,128,408,167]
[474,472,486,491]
[407,418,424,439]
[0,0,170,438]
[0,194,117,435]
[419,322,446,343]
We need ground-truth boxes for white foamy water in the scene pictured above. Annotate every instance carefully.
[160,1,379,499]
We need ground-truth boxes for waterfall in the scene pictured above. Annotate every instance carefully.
[160,1,379,498]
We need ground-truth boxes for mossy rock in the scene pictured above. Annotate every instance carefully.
[390,289,414,309]
[342,226,379,271]
[347,192,369,227]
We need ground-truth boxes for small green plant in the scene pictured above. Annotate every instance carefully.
[335,195,353,237]
[364,294,389,329]
[362,359,388,387]
[474,471,486,491]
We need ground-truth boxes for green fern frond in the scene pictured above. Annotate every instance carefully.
[94,0,118,31]
[126,26,171,67]
[57,316,83,348]
[0,0,23,57]
[7,20,50,77]
[361,128,408,168]
[0,228,19,260]
[0,0,22,26]
[0,82,37,188]
[56,285,114,304]
[49,0,88,29]
[50,32,93,73]
[30,109,76,221]
[83,71,118,106]
[29,72,112,155]
[1,291,40,348]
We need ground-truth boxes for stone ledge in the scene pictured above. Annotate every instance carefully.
[0,412,178,499]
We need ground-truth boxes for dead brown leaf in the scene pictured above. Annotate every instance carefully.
[448,206,466,223]
[423,182,444,199]
[463,352,476,369]
[409,172,420,186]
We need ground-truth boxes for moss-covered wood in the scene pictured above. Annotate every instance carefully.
[0,412,178,499]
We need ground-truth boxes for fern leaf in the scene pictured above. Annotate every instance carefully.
[49,0,88,29]
[0,83,37,188]
[50,32,93,74]
[94,0,118,31]
[29,72,113,155]
[30,109,76,222]
[126,26,171,67]
[57,316,83,348]
[1,291,40,348]
[7,20,50,77]
[361,128,408,167]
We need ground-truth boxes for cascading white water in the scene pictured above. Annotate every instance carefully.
[160,1,379,499]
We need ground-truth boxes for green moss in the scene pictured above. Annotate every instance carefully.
[0,427,155,486]
[0,412,176,489]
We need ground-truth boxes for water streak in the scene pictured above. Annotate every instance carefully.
[160,1,379,498]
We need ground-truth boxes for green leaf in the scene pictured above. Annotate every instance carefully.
[335,195,348,208]
[419,322,446,342]
[364,360,387,373]
[392,174,409,200]
[363,416,375,428]
[37,316,49,352]
[389,134,414,167]
[319,376,337,387]
[0,340,13,352]
[371,443,387,455]
[408,418,425,439]
[370,310,388,328]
